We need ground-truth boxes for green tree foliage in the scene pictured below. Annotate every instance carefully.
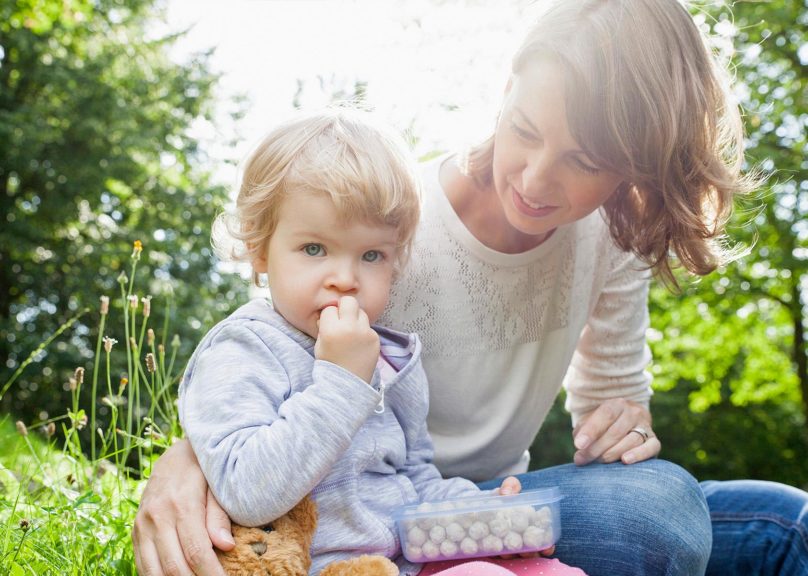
[0,1,244,430]
[533,1,808,488]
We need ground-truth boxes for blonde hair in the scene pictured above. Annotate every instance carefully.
[464,0,757,286]
[215,108,421,284]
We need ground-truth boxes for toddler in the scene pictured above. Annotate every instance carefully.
[179,109,584,576]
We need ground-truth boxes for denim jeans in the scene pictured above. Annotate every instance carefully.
[480,460,808,576]
[702,479,808,576]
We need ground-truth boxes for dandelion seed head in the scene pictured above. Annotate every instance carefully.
[102,336,117,353]
[141,296,152,317]
[145,352,156,373]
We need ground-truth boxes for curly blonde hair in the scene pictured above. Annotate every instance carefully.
[214,108,421,284]
[464,0,757,286]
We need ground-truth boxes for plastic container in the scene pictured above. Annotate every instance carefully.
[394,487,562,563]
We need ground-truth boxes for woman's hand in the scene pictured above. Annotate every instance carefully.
[132,439,234,576]
[571,398,661,466]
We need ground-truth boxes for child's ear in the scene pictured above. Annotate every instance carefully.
[249,240,268,274]
[252,254,268,274]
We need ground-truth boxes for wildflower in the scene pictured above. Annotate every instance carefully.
[158,343,165,356]
[74,367,85,386]
[44,422,56,437]
[117,271,128,285]
[141,296,152,318]
[132,240,143,260]
[145,353,156,373]
[19,519,30,532]
[100,295,110,315]
[129,337,138,351]
[120,377,129,392]
[15,421,28,436]
[68,377,77,391]
[171,334,181,348]
[147,328,155,346]
[71,411,88,430]
[128,294,138,310]
[103,336,117,353]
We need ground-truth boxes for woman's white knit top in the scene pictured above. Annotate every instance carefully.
[379,156,653,482]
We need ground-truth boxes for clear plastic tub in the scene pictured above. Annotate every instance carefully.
[394,487,562,563]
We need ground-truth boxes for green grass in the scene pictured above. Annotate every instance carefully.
[0,418,142,575]
[0,242,183,574]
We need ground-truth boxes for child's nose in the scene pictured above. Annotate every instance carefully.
[326,260,359,292]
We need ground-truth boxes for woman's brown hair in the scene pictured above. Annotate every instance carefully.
[464,0,758,286]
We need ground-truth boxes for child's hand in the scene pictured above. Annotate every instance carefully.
[495,476,521,496]
[315,295,380,384]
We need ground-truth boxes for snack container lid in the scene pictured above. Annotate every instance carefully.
[394,487,563,563]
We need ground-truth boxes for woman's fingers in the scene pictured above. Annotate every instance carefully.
[132,440,227,576]
[206,489,235,552]
[621,434,661,464]
[572,399,658,465]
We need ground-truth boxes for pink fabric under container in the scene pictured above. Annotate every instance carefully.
[418,557,588,576]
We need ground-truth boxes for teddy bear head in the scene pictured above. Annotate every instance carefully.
[217,496,318,576]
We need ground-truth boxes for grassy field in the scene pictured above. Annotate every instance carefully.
[0,417,143,574]
[1,243,181,575]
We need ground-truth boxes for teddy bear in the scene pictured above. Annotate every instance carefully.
[217,495,400,576]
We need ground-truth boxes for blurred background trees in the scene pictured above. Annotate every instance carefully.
[1,0,806,487]
[0,0,243,431]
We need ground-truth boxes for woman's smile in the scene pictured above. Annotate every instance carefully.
[511,186,558,218]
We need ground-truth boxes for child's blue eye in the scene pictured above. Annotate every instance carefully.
[303,244,324,256]
[362,250,383,263]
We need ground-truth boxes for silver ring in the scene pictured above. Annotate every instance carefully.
[628,426,650,442]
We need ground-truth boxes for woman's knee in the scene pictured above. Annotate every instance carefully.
[521,460,712,574]
[618,460,712,572]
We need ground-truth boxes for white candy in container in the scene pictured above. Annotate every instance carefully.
[394,487,562,563]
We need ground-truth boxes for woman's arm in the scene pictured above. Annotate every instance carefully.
[132,439,233,576]
[563,247,661,465]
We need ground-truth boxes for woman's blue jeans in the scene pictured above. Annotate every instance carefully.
[479,459,808,576]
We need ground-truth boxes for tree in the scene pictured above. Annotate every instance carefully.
[646,0,807,486]
[0,0,244,430]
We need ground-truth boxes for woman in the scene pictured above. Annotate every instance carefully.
[132,1,808,575]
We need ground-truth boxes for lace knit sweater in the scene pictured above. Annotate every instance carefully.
[378,155,653,482]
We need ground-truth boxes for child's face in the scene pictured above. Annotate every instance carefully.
[254,192,400,339]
